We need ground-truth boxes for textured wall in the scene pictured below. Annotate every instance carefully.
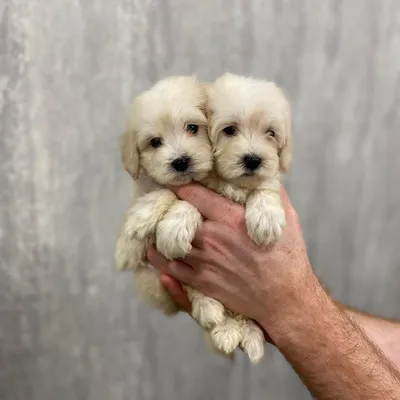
[1,0,400,399]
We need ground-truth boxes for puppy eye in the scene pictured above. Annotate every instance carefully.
[266,129,275,138]
[223,126,236,136]
[187,124,199,134]
[150,137,163,148]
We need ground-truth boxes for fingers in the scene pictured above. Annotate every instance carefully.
[160,274,192,312]
[168,183,244,224]
[147,247,195,285]
[190,220,220,252]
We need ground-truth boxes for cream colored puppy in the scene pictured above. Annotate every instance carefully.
[200,72,294,363]
[115,76,228,330]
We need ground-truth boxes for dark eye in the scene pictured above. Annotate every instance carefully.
[266,129,275,137]
[150,137,163,148]
[187,124,199,134]
[223,126,236,136]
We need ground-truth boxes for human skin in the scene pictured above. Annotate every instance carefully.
[147,183,400,400]
[159,275,400,368]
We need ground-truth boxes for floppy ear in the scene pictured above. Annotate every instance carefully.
[203,84,219,147]
[119,129,140,179]
[278,105,294,173]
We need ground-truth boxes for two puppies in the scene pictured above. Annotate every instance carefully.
[115,73,293,363]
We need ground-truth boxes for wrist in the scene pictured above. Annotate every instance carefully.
[259,271,332,342]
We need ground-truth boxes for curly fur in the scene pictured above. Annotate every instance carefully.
[199,73,294,363]
[115,73,294,364]
[115,76,230,351]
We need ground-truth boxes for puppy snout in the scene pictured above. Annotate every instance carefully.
[171,155,191,172]
[243,154,262,171]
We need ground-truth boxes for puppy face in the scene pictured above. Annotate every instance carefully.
[207,73,293,188]
[121,76,213,185]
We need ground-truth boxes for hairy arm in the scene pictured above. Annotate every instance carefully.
[149,183,400,399]
[161,274,400,398]
[161,275,400,374]
[340,304,400,368]
[262,275,400,400]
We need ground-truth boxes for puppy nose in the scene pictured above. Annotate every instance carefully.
[243,154,262,170]
[171,155,190,172]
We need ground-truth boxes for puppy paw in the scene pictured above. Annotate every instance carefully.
[191,297,226,329]
[210,318,242,354]
[203,331,235,361]
[115,235,148,271]
[125,190,177,240]
[246,205,285,246]
[240,320,265,364]
[156,201,202,259]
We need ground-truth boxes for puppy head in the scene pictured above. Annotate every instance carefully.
[120,76,213,185]
[207,73,293,188]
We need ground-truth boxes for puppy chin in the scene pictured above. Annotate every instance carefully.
[216,163,278,189]
[225,175,267,189]
[155,170,210,186]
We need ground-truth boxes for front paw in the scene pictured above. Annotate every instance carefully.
[156,201,202,259]
[115,235,148,271]
[125,190,177,240]
[246,205,285,246]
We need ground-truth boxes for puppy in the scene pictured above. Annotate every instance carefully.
[200,72,294,363]
[115,76,228,332]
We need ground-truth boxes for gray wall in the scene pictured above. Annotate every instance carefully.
[1,0,400,399]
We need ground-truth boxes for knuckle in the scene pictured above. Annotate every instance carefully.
[201,220,215,236]
[199,222,217,246]
[169,260,182,273]
[224,204,245,226]
[192,268,212,287]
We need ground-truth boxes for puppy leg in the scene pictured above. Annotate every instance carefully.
[115,232,148,271]
[184,289,241,355]
[156,200,202,259]
[185,287,225,328]
[203,330,235,361]
[239,318,265,364]
[125,189,177,240]
[135,264,180,315]
[245,190,285,246]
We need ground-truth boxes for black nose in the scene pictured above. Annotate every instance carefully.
[171,155,190,172]
[243,154,262,171]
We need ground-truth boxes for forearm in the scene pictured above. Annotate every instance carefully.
[263,276,400,400]
[341,304,400,369]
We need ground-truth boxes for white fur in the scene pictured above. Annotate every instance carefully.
[115,73,294,365]
[156,201,202,260]
[240,319,265,364]
[197,73,294,363]
[246,190,286,246]
[115,225,148,271]
[135,266,180,315]
[185,286,226,328]
[125,190,177,240]
[115,76,228,352]
[209,316,242,354]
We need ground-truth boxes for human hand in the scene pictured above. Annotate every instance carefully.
[160,274,274,345]
[148,184,318,335]
[160,275,192,312]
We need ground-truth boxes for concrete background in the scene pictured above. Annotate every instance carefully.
[1,0,400,399]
